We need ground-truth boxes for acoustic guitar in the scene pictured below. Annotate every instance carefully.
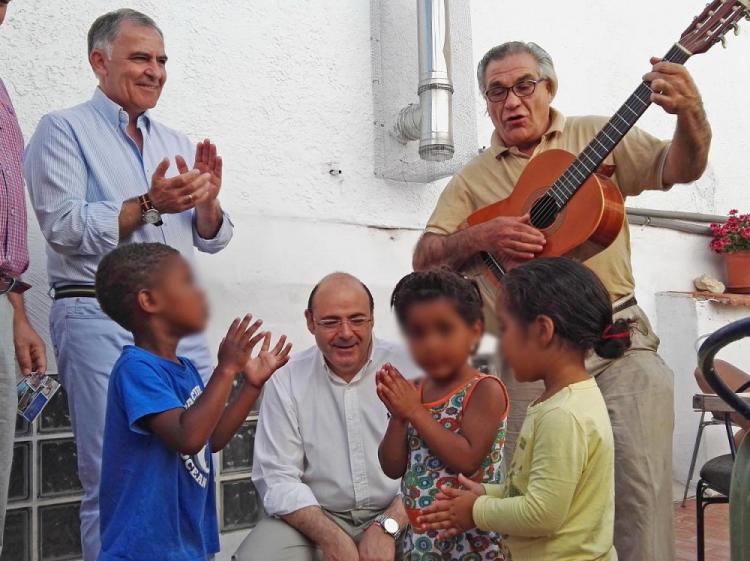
[462,0,750,306]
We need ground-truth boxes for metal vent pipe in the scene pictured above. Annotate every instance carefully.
[393,0,454,162]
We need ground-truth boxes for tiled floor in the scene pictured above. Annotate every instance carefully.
[675,499,730,561]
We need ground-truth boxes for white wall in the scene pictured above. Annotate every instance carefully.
[2,0,750,549]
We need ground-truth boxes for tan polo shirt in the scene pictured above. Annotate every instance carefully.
[426,108,670,325]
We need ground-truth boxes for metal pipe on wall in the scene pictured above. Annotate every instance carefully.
[393,0,454,161]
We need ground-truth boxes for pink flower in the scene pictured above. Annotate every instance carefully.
[742,228,750,239]
[730,209,739,215]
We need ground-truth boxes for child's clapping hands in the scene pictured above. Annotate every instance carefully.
[376,362,421,421]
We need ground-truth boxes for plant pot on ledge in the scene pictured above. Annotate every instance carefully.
[724,251,750,294]
[711,210,750,294]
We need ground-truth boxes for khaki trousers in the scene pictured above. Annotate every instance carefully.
[0,296,18,557]
[500,304,675,561]
[233,509,397,561]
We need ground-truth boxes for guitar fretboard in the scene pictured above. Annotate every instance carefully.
[545,43,692,211]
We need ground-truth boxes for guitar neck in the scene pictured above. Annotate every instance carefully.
[548,43,692,208]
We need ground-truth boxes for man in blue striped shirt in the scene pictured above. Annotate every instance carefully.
[23,9,233,560]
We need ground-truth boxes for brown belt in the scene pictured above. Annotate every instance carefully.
[0,275,31,295]
[613,296,637,315]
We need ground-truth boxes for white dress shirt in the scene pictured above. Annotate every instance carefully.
[252,338,419,516]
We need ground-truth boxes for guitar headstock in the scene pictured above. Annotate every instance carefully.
[679,0,750,54]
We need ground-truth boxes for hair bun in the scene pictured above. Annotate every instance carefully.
[594,318,632,359]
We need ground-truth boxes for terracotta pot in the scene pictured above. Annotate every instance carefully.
[724,251,750,293]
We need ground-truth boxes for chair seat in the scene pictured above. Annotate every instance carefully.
[699,454,734,496]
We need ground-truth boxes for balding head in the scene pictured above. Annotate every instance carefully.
[307,272,374,314]
[305,272,375,382]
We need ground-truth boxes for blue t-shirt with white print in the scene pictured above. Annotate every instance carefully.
[99,345,219,561]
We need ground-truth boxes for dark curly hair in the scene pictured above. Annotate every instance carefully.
[95,243,180,331]
[391,269,484,327]
[500,258,631,359]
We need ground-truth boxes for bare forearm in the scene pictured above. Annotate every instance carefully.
[408,408,485,474]
[378,418,409,479]
[119,198,144,240]
[211,382,261,451]
[194,201,223,240]
[146,366,236,454]
[282,506,350,549]
[663,107,711,185]
[413,230,482,272]
[7,292,27,316]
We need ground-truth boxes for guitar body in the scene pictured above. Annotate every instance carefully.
[468,149,625,259]
[460,149,624,305]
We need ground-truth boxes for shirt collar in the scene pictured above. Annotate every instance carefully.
[319,339,376,386]
[490,107,566,158]
[91,87,152,132]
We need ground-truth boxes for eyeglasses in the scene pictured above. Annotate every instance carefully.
[484,78,547,103]
[314,317,373,331]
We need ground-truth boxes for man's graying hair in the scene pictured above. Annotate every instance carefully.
[477,41,558,98]
[87,9,163,56]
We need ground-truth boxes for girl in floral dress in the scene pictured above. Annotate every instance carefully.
[377,269,509,561]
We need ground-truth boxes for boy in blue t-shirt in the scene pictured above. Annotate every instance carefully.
[94,243,292,561]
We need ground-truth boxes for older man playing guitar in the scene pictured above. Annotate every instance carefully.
[413,34,713,561]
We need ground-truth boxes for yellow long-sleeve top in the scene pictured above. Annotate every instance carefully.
[472,378,617,561]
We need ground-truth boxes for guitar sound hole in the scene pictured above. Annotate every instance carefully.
[529,194,560,229]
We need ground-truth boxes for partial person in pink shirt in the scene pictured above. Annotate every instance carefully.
[0,0,48,555]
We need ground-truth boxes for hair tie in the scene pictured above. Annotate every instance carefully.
[602,324,629,340]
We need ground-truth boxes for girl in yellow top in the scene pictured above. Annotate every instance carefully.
[420,257,628,561]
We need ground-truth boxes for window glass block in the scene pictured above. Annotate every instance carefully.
[1,508,31,561]
[8,442,30,503]
[221,420,256,474]
[39,382,72,434]
[221,479,262,532]
[39,502,82,561]
[38,439,82,498]
[15,414,30,437]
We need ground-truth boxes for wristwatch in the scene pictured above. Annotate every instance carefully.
[373,514,401,540]
[139,194,163,226]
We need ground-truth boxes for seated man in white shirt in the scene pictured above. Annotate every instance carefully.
[234,272,418,561]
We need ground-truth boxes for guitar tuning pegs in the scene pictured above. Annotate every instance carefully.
[733,23,741,35]
[720,35,728,48]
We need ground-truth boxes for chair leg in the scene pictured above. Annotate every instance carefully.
[696,480,706,561]
[683,412,708,506]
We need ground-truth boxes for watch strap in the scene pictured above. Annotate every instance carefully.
[139,194,163,226]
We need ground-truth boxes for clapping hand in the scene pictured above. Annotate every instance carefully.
[216,315,265,377]
[191,139,222,209]
[418,473,486,540]
[243,332,293,390]
[148,158,211,214]
[375,363,421,422]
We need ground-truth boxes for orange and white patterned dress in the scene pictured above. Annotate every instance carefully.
[401,374,510,561]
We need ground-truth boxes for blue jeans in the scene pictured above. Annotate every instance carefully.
[49,297,213,561]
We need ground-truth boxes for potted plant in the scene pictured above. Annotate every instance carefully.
[710,209,750,293]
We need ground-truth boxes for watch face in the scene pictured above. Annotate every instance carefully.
[143,208,161,224]
[383,518,399,534]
